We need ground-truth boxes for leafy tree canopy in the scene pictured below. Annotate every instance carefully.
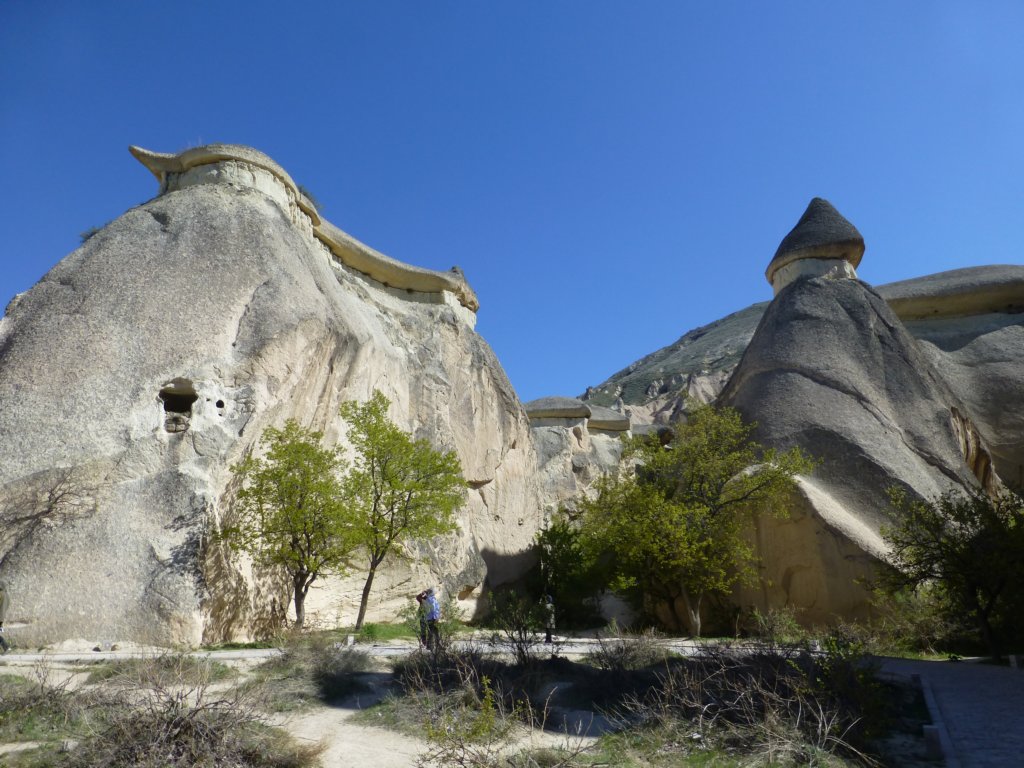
[339,390,466,630]
[581,403,813,635]
[882,487,1024,659]
[225,420,356,628]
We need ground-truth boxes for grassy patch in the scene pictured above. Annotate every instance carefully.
[355,622,417,643]
[581,726,744,767]
[351,692,432,737]
[203,639,279,651]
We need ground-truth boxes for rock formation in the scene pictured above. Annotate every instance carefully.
[524,397,629,515]
[886,267,1024,492]
[0,144,541,647]
[3,141,1021,644]
[764,197,865,295]
[583,269,1024,497]
[720,199,997,623]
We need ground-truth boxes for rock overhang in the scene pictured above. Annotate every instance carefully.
[129,143,479,313]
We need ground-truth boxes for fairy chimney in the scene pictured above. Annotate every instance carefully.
[766,198,865,295]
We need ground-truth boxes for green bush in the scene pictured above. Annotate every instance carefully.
[525,514,605,628]
[749,605,808,646]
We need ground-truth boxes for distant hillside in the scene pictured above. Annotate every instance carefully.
[581,302,767,409]
[581,266,1024,426]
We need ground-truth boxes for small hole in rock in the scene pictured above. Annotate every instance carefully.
[159,378,198,414]
[216,400,225,409]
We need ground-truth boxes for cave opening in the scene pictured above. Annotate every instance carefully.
[159,378,199,434]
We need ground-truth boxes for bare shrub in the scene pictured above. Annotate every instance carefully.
[586,625,667,673]
[87,654,234,686]
[613,643,885,766]
[401,655,590,768]
[248,633,373,711]
[0,662,116,745]
[67,653,321,768]
[485,591,549,666]
[395,645,491,699]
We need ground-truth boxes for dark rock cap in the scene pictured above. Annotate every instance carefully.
[524,396,592,420]
[766,198,865,284]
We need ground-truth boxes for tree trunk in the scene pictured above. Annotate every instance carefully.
[968,588,1002,661]
[293,572,314,629]
[355,566,378,631]
[976,602,1002,661]
[680,589,703,638]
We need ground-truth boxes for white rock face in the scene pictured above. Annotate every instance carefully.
[770,257,858,296]
[0,147,541,646]
[526,402,629,516]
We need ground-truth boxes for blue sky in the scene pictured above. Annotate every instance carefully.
[2,2,1022,403]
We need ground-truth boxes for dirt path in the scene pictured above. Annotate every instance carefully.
[281,707,422,768]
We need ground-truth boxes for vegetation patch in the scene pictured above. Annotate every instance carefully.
[0,655,320,768]
[0,670,113,745]
[244,634,375,712]
[85,654,235,685]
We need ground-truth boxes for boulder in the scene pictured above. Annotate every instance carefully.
[0,144,541,647]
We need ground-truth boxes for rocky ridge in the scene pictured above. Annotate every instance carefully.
[583,268,1024,495]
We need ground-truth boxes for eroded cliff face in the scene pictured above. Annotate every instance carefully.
[720,275,995,621]
[0,146,541,647]
[885,267,1024,494]
[582,267,1024,498]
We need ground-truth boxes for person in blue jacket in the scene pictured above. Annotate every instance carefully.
[416,588,441,650]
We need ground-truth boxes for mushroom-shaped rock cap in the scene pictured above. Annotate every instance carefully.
[766,198,864,284]
[587,405,630,432]
[524,397,592,420]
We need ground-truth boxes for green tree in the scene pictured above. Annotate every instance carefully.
[882,487,1024,660]
[581,403,813,636]
[339,390,467,631]
[527,513,606,627]
[225,420,356,629]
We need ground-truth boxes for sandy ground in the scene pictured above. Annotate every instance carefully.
[282,707,422,768]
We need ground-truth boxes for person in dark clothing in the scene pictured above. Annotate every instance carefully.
[0,582,10,654]
[543,594,555,644]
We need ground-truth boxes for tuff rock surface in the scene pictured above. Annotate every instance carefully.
[524,397,629,516]
[720,275,993,622]
[0,146,541,647]
[584,267,1024,496]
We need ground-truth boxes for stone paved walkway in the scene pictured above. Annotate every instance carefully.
[879,657,1024,767]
